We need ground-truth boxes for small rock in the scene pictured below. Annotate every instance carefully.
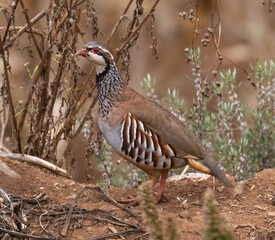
[234,181,245,195]
[183,203,190,209]
[250,185,256,191]
[213,199,220,206]
[66,194,77,199]
[87,226,93,232]
[179,210,188,218]
[0,160,21,179]
[216,186,225,192]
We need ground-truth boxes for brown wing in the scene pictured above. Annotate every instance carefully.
[121,86,203,158]
[120,112,189,170]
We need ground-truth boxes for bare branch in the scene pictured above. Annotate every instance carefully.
[105,0,134,44]
[19,0,43,58]
[62,94,97,157]
[2,0,19,43]
[18,51,50,134]
[0,36,22,153]
[115,0,161,60]
[3,9,47,50]
[0,226,51,240]
[0,186,13,211]
[61,186,87,236]
[86,229,141,240]
[0,26,44,42]
[93,187,139,220]
[0,152,71,178]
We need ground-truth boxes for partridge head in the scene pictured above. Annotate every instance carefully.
[76,41,232,203]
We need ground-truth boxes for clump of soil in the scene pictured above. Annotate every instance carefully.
[0,156,274,240]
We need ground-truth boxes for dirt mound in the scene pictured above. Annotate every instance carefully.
[0,156,274,239]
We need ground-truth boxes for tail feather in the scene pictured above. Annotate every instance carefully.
[187,158,233,187]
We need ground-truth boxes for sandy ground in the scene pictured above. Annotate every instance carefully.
[0,156,275,240]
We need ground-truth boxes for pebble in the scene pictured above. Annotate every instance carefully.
[183,203,190,209]
[179,210,189,218]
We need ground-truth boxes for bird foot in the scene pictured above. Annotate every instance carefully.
[155,193,162,204]
[116,191,165,206]
[116,195,163,205]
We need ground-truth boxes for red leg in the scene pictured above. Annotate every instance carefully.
[155,169,168,203]
[116,172,168,205]
[116,177,158,206]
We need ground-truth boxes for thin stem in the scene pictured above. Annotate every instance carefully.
[0,36,22,153]
[53,84,96,147]
[105,0,134,44]
[18,51,49,133]
[0,227,51,240]
[62,94,98,157]
[19,0,43,58]
[2,0,19,43]
[3,9,47,50]
[0,26,44,42]
[39,47,69,156]
[115,0,161,60]
[61,186,87,236]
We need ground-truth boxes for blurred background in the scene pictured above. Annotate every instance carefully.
[0,0,274,183]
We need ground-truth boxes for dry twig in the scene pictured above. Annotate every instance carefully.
[0,36,22,153]
[0,152,71,178]
[1,190,142,240]
[2,0,19,43]
[85,229,141,240]
[115,0,160,60]
[3,9,47,50]
[0,227,51,240]
[93,186,139,220]
[61,186,87,236]
[19,0,43,58]
[0,186,13,211]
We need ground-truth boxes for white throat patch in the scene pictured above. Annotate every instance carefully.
[87,52,107,74]
[95,64,107,74]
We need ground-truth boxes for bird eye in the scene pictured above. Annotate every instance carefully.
[91,47,101,54]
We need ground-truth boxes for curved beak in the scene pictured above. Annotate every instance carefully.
[76,48,89,57]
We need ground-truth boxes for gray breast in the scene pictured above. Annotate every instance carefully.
[98,117,122,151]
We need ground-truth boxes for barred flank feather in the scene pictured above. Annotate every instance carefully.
[121,112,178,169]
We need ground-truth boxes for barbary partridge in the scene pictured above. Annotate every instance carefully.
[76,41,232,203]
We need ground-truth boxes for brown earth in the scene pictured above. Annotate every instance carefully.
[0,156,275,240]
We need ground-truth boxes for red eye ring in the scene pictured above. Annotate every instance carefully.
[91,47,101,54]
